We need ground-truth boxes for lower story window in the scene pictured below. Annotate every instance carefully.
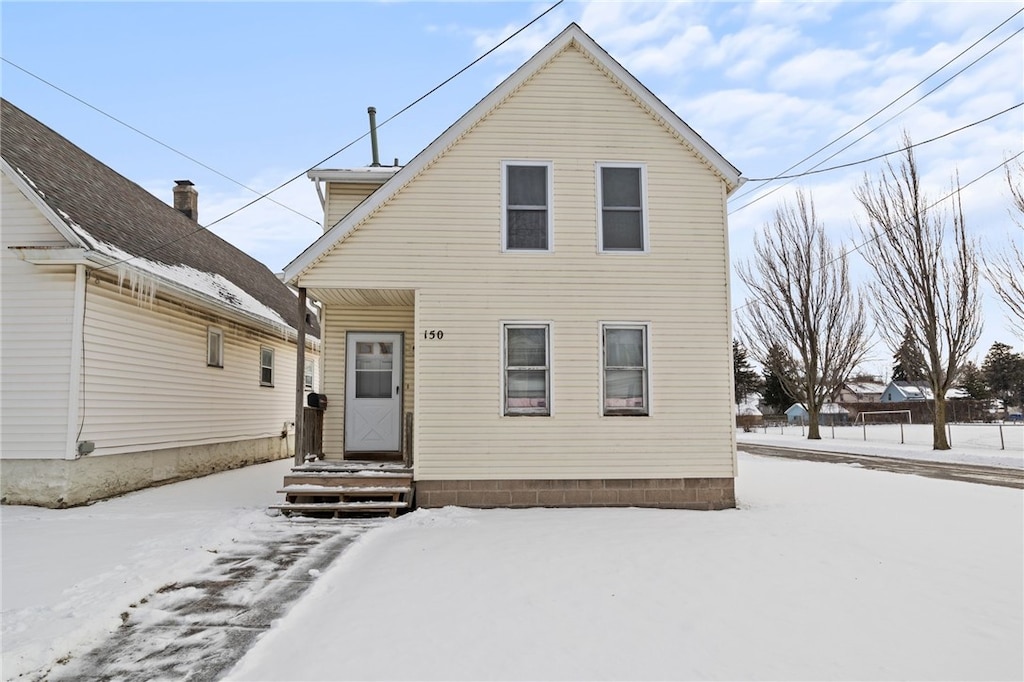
[260,346,274,387]
[504,323,550,415]
[602,324,648,415]
[304,359,316,391]
[207,327,223,367]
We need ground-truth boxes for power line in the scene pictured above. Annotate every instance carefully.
[731,152,1024,318]
[742,102,1022,182]
[206,0,565,232]
[730,7,1023,206]
[55,0,565,274]
[1,57,321,226]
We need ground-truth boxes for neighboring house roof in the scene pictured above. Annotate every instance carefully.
[284,22,744,283]
[842,381,887,397]
[786,402,849,415]
[1,98,317,337]
[882,381,968,401]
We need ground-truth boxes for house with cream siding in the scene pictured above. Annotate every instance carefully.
[1,98,320,508]
[284,24,743,510]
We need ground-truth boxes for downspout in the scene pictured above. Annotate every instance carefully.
[65,264,86,459]
[294,287,307,466]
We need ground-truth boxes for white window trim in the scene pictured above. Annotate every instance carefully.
[500,321,553,417]
[260,346,275,387]
[207,327,224,368]
[501,160,554,253]
[599,321,652,416]
[596,162,649,254]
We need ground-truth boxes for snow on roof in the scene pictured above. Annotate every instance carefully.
[92,237,289,329]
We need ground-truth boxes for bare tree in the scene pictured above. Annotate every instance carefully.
[737,189,871,439]
[854,134,982,450]
[983,159,1024,337]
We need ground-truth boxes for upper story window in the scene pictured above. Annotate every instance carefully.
[602,323,649,415]
[260,346,275,387]
[598,164,647,252]
[207,327,224,368]
[503,161,552,251]
[503,323,551,416]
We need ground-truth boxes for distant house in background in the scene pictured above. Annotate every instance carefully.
[833,380,887,403]
[1,98,320,508]
[785,402,850,426]
[881,381,929,402]
[880,380,970,403]
[281,24,743,512]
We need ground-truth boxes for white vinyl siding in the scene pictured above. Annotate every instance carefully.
[502,161,553,251]
[503,323,551,416]
[75,276,301,457]
[597,163,648,252]
[325,183,381,233]
[303,44,734,480]
[0,173,76,459]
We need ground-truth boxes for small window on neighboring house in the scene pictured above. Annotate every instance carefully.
[504,324,550,415]
[503,161,552,251]
[598,164,647,252]
[260,347,274,387]
[602,324,649,415]
[207,327,223,368]
[304,359,315,391]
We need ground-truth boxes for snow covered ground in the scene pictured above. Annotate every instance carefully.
[3,443,1022,681]
[737,421,1024,470]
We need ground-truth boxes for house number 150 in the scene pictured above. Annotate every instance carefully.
[423,330,444,340]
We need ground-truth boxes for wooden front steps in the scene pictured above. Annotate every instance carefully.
[270,460,414,519]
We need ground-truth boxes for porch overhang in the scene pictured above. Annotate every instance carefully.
[305,287,414,307]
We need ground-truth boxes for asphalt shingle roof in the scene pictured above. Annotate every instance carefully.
[1,98,317,336]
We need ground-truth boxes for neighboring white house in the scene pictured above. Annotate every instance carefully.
[785,402,850,426]
[284,24,743,510]
[1,98,320,507]
[833,380,887,403]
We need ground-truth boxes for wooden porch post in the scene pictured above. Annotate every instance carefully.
[294,287,307,466]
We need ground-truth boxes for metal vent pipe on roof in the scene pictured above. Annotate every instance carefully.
[367,106,381,167]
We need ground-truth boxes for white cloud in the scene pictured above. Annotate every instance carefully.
[770,47,872,91]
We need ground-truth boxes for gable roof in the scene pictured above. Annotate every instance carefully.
[1,98,317,337]
[283,22,743,283]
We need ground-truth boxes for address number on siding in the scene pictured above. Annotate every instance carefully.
[423,330,445,340]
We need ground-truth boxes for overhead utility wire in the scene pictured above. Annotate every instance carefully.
[67,0,565,274]
[742,103,1022,181]
[729,7,1023,205]
[1,57,321,226]
[730,151,1024,317]
[207,0,565,231]
[730,24,1023,214]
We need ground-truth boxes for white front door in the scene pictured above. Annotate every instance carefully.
[345,332,403,453]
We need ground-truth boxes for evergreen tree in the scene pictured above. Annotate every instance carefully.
[761,343,798,413]
[982,342,1024,409]
[892,327,927,382]
[956,361,989,400]
[732,340,763,405]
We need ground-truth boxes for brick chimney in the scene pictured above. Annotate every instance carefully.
[173,180,198,222]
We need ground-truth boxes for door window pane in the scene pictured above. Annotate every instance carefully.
[355,341,393,399]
